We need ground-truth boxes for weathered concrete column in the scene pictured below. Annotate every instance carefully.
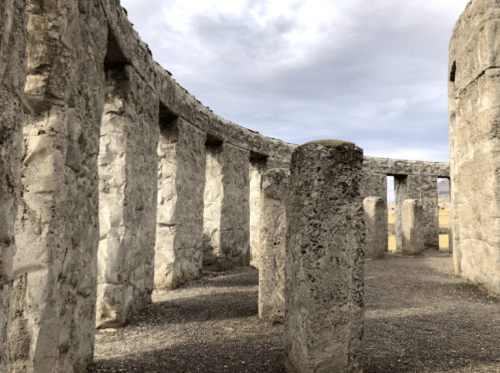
[249,156,267,268]
[0,0,26,369]
[364,197,387,259]
[203,142,250,270]
[394,175,408,251]
[448,1,500,295]
[258,169,289,320]
[202,139,224,269]
[155,117,206,290]
[220,143,251,268]
[10,1,108,372]
[285,140,364,373]
[448,177,454,254]
[96,67,159,328]
[408,175,439,250]
[402,199,425,256]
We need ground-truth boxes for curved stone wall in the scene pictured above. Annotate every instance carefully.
[0,1,453,371]
[449,0,500,297]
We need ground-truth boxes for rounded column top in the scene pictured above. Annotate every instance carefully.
[300,139,356,149]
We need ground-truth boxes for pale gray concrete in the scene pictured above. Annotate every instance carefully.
[285,140,364,373]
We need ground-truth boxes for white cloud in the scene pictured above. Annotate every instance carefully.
[120,0,468,161]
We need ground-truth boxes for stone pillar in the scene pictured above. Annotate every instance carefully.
[219,143,251,269]
[155,117,206,290]
[448,178,454,254]
[448,1,500,295]
[394,175,408,251]
[258,169,289,320]
[249,156,267,268]
[364,197,387,259]
[0,0,26,369]
[402,199,424,256]
[408,175,439,250]
[11,1,107,371]
[285,140,364,373]
[96,67,159,328]
[202,139,223,269]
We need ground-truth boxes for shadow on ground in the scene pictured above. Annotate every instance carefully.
[130,290,259,327]
[88,335,286,373]
[90,252,500,373]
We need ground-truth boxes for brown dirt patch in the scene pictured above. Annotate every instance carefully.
[88,251,500,373]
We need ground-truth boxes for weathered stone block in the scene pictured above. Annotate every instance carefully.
[10,1,108,371]
[408,175,439,250]
[394,175,439,252]
[402,199,425,256]
[204,142,251,270]
[449,0,500,296]
[364,197,387,259]
[258,169,289,319]
[0,0,26,369]
[220,143,251,268]
[96,66,159,328]
[285,140,364,373]
[394,175,407,251]
[155,118,205,290]
[249,158,267,268]
[203,141,224,269]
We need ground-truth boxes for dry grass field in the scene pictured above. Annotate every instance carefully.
[387,202,450,251]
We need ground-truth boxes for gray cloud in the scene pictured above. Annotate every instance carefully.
[121,0,469,162]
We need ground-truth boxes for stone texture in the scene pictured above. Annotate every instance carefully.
[363,157,449,178]
[360,169,387,204]
[394,176,407,252]
[155,118,206,290]
[408,175,439,250]
[449,0,500,296]
[393,175,439,251]
[402,199,425,256]
[0,0,459,370]
[258,169,289,319]
[10,1,108,372]
[249,158,267,268]
[96,67,159,328]
[219,143,251,269]
[364,197,387,259]
[203,141,224,269]
[449,177,454,254]
[203,142,251,270]
[285,140,364,373]
[0,0,26,369]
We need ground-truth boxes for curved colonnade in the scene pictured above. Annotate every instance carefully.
[0,1,463,372]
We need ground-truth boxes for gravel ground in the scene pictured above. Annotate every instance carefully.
[88,250,500,373]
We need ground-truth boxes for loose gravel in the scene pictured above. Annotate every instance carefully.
[88,250,500,373]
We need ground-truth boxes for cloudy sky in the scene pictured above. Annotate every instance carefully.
[120,0,469,200]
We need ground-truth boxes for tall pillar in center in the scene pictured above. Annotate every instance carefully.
[285,140,364,373]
